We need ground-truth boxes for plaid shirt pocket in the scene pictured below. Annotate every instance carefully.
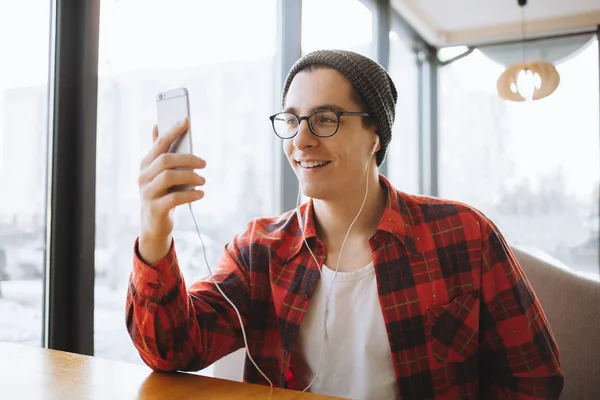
[427,291,480,364]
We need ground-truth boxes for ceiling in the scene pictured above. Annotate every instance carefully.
[391,0,600,47]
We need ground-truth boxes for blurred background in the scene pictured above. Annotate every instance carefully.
[0,0,598,378]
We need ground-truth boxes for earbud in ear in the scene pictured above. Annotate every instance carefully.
[371,136,380,156]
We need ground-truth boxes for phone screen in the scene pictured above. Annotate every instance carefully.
[156,89,192,154]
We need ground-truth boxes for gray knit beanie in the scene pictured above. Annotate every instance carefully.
[282,49,398,166]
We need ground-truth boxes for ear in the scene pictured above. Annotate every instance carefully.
[371,135,380,155]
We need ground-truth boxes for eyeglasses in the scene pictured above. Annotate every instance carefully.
[269,109,371,139]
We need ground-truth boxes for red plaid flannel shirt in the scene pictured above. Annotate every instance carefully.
[126,174,563,399]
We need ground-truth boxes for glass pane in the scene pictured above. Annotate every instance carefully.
[302,0,373,58]
[438,38,600,275]
[299,0,374,204]
[95,0,278,372]
[386,31,420,194]
[0,2,51,346]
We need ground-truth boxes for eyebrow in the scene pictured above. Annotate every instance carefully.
[283,104,349,114]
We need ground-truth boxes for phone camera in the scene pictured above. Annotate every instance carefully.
[159,94,163,100]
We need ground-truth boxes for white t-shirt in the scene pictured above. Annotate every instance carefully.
[291,262,399,400]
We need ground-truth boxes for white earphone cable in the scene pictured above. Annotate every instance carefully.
[186,139,377,393]
[188,203,274,388]
[298,143,377,392]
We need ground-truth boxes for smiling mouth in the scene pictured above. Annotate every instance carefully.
[296,160,332,169]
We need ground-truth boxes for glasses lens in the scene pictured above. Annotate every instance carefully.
[310,110,339,137]
[272,112,298,138]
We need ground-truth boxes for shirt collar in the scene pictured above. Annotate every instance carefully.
[376,174,419,255]
[287,174,419,260]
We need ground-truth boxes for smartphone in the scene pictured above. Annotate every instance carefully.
[156,87,193,191]
[156,87,193,155]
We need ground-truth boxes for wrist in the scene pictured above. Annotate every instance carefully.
[138,234,172,265]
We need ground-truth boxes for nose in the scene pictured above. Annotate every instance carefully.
[292,118,318,150]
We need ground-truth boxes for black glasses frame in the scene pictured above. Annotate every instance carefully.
[269,109,371,139]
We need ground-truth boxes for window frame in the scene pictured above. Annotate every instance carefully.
[39,0,599,355]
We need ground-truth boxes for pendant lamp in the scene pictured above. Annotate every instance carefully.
[496,0,560,102]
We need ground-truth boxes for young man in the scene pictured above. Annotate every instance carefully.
[127,50,563,399]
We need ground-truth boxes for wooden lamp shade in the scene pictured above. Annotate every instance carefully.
[496,61,560,102]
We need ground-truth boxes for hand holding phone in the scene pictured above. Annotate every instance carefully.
[136,87,207,264]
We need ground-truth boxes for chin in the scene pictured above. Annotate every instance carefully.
[293,164,337,200]
[298,181,331,201]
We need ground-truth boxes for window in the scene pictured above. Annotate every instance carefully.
[302,0,374,58]
[0,2,51,346]
[386,31,420,194]
[438,37,600,275]
[95,0,279,370]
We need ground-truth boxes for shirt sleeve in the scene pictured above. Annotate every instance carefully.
[125,236,249,372]
[478,217,564,399]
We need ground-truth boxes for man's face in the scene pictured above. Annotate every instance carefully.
[283,67,378,201]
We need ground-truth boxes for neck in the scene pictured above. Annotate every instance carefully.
[312,170,386,251]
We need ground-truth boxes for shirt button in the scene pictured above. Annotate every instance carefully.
[284,349,289,356]
[303,293,309,300]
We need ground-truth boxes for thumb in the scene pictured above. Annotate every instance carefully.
[152,125,159,142]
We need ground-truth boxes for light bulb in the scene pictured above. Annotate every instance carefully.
[515,68,542,101]
[497,61,559,102]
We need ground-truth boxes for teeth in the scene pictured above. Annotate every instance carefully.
[299,161,329,168]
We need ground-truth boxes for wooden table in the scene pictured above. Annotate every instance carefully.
[0,342,345,399]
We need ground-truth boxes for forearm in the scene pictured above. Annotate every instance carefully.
[480,344,563,399]
[492,378,564,400]
[126,250,205,371]
[479,219,564,399]
[126,238,248,372]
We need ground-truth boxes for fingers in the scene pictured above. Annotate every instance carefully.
[142,169,206,200]
[138,120,206,245]
[141,118,190,169]
[139,153,206,186]
[152,190,205,217]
